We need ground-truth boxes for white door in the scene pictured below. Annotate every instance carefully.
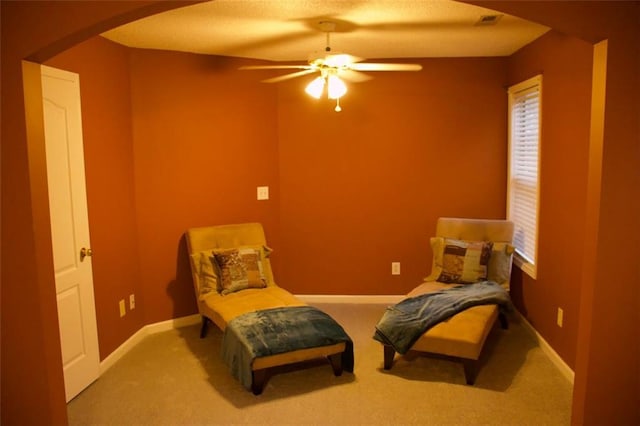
[41,65,100,402]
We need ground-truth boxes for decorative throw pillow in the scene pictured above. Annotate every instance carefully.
[198,251,219,297]
[425,237,445,281]
[213,248,267,295]
[488,242,515,290]
[188,252,219,299]
[237,247,266,286]
[437,238,493,284]
[220,244,271,283]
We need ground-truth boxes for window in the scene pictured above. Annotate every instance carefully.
[507,75,541,279]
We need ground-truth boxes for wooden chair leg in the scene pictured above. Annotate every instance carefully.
[499,312,509,330]
[252,369,267,395]
[328,353,343,376]
[199,316,210,338]
[383,345,395,370]
[462,359,478,385]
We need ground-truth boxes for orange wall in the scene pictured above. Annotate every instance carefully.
[1,2,195,424]
[277,58,508,295]
[471,2,640,423]
[2,1,638,425]
[46,36,145,360]
[129,52,507,315]
[506,30,593,370]
[45,43,281,345]
[47,39,508,350]
[127,49,280,324]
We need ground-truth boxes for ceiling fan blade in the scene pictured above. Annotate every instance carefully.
[349,63,423,72]
[239,65,312,70]
[338,69,373,83]
[262,69,317,83]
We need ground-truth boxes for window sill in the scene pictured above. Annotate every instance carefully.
[514,254,537,280]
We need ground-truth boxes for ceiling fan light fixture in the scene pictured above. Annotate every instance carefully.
[325,54,351,68]
[305,76,325,99]
[327,75,347,99]
[241,18,421,112]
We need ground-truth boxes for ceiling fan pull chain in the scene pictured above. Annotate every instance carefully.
[335,98,342,112]
[325,31,331,52]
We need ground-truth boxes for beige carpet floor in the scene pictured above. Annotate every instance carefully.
[68,303,573,425]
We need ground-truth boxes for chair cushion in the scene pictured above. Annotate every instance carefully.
[407,281,498,359]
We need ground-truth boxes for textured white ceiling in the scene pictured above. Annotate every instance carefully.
[102,0,549,62]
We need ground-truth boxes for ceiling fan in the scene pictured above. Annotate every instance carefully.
[239,20,423,112]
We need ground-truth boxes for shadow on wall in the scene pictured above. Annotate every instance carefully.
[167,234,199,319]
[509,267,527,318]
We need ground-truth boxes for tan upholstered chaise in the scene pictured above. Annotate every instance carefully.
[186,222,351,395]
[380,217,514,384]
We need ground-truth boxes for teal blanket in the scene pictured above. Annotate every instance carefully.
[374,281,512,354]
[222,306,354,389]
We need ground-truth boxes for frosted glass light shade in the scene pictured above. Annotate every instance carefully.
[327,75,347,99]
[305,76,325,99]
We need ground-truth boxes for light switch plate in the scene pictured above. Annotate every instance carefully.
[557,307,564,327]
[257,186,269,200]
[391,262,401,275]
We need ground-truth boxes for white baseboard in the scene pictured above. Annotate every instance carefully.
[297,294,404,304]
[99,327,148,375]
[99,314,201,375]
[145,313,201,334]
[515,311,575,384]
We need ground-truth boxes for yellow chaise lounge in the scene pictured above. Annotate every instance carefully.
[377,217,514,384]
[186,222,353,395]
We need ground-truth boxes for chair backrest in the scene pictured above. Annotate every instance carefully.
[186,222,268,253]
[436,217,514,242]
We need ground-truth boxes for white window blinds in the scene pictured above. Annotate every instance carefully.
[507,75,541,279]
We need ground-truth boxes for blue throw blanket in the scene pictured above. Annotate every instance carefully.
[222,306,354,389]
[373,281,512,354]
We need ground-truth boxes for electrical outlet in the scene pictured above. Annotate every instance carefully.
[557,307,564,327]
[391,262,401,275]
[257,186,269,200]
[119,299,126,317]
[129,294,135,310]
